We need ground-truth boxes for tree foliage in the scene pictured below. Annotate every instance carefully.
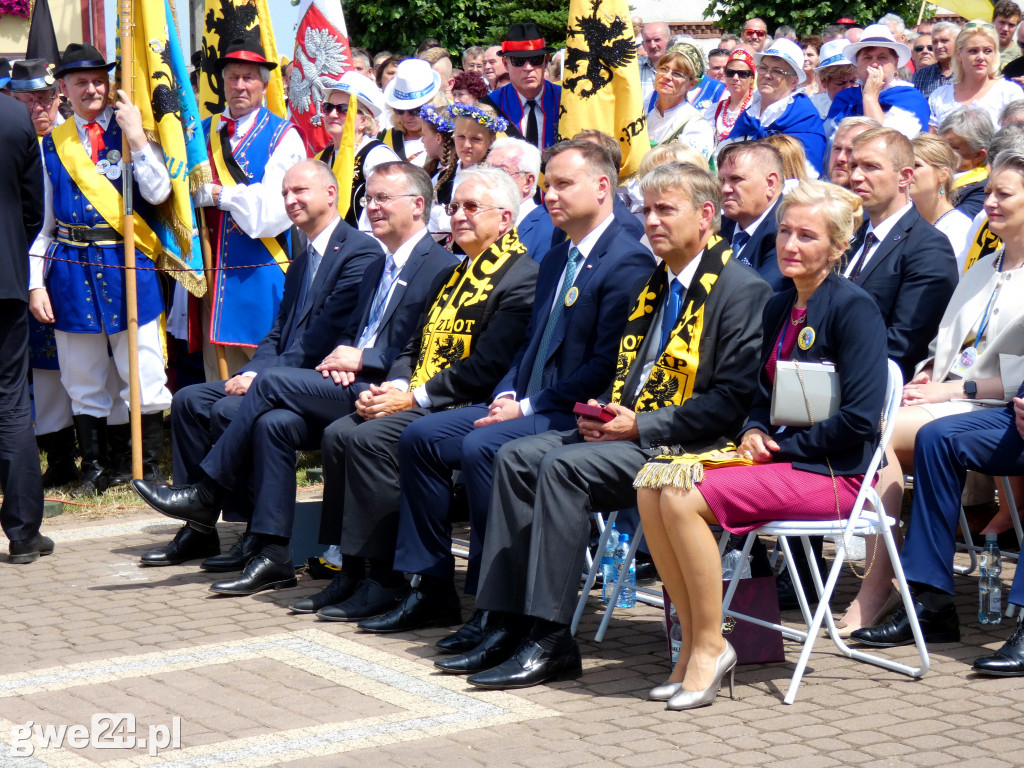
[703,0,929,38]
[343,0,568,55]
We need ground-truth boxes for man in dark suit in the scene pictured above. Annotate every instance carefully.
[0,93,47,563]
[718,141,787,291]
[305,167,538,620]
[846,127,958,382]
[136,160,383,568]
[483,23,561,152]
[440,162,771,688]
[339,139,654,635]
[133,162,458,593]
[483,137,555,262]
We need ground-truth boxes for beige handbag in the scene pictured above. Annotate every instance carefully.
[770,360,840,427]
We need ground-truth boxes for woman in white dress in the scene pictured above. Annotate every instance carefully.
[646,42,714,159]
[909,134,973,266]
[929,20,1024,130]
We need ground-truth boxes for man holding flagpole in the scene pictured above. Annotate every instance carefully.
[194,39,306,381]
[28,43,174,495]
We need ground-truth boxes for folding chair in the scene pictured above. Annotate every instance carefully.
[954,476,1022,575]
[720,359,929,704]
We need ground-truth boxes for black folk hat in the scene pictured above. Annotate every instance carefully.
[56,43,115,78]
[7,59,57,92]
[216,38,278,72]
[500,22,556,57]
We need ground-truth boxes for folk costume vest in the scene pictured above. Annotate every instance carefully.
[488,81,561,148]
[204,107,293,348]
[42,116,163,335]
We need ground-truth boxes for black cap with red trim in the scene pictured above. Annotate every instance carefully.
[216,38,278,72]
[500,22,557,57]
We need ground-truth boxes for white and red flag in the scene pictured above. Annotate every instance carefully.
[290,0,355,154]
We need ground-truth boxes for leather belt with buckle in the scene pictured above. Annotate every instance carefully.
[56,224,123,243]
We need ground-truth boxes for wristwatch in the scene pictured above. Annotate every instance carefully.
[963,380,978,399]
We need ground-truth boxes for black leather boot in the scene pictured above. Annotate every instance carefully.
[39,425,80,489]
[141,413,167,485]
[107,422,132,485]
[73,415,109,496]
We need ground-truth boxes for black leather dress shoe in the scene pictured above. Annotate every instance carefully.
[466,637,583,689]
[209,554,297,595]
[9,534,55,564]
[973,620,1024,676]
[357,583,462,633]
[316,579,408,622]
[850,597,960,647]
[290,572,360,614]
[140,525,220,566]
[131,480,219,532]
[435,626,522,674]
[200,531,260,572]
[437,609,491,653]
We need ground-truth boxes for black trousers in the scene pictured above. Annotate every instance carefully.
[0,299,43,541]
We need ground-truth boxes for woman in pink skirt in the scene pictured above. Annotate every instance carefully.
[636,180,889,711]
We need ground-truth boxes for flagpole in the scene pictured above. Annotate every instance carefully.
[120,0,143,480]
[199,209,229,379]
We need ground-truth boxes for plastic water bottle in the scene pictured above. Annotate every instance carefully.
[600,525,619,604]
[979,533,1003,625]
[614,533,637,608]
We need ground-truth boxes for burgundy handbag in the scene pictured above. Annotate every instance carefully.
[663,577,785,666]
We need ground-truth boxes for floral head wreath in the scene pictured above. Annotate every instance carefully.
[419,105,454,133]
[448,102,508,134]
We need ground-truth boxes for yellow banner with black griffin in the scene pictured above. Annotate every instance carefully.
[610,234,731,412]
[409,230,528,390]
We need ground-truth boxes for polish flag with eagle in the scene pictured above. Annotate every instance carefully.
[290,0,355,154]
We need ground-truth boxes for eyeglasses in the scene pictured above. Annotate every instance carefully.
[12,91,57,106]
[445,200,505,216]
[914,44,934,52]
[724,68,754,79]
[743,29,767,38]
[393,107,419,116]
[656,67,690,83]
[322,102,349,115]
[359,193,417,207]
[508,55,546,68]
[756,65,793,79]
[484,163,527,177]
[964,20,997,31]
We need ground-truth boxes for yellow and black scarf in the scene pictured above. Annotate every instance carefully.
[409,229,527,389]
[610,234,731,412]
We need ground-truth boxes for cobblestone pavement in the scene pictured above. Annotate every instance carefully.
[1,511,1022,767]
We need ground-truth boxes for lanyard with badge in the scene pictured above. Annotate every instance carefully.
[950,251,1006,377]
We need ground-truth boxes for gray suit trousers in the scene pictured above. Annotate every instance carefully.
[475,429,651,624]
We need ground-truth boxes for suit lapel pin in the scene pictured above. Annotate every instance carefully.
[565,286,579,306]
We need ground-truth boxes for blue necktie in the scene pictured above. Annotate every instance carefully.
[525,246,582,396]
[358,253,399,349]
[661,279,684,353]
[731,230,751,266]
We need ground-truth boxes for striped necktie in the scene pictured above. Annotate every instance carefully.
[358,253,399,349]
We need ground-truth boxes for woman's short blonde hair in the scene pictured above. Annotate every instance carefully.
[777,181,864,266]
[912,133,958,197]
[951,22,1001,82]
[636,143,710,177]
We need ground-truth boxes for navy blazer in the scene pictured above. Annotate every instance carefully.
[339,232,459,381]
[497,218,655,414]
[547,196,644,250]
[742,272,889,477]
[517,204,557,263]
[845,205,958,383]
[720,196,787,291]
[246,220,382,376]
[953,179,985,219]
[0,95,41,302]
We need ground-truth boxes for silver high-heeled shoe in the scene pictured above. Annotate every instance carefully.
[666,641,737,711]
[648,681,683,701]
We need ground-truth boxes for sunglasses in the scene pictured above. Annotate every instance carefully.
[964,20,996,30]
[393,107,419,116]
[914,44,934,52]
[508,55,546,68]
[724,68,754,79]
[445,200,505,216]
[743,29,767,38]
[322,102,351,115]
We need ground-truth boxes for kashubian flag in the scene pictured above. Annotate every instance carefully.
[198,0,287,120]
[125,0,208,297]
[332,93,357,219]
[558,0,650,177]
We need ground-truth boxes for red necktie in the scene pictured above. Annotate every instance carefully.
[85,121,104,164]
